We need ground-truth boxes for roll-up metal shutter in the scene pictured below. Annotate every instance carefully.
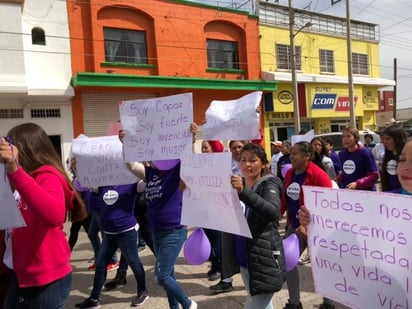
[82,92,154,137]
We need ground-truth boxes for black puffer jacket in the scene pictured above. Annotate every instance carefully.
[238,174,286,296]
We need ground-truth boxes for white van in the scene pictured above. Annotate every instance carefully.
[314,131,381,152]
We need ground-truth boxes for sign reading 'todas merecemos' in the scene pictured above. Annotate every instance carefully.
[312,93,358,111]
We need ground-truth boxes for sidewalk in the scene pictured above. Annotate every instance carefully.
[65,223,349,309]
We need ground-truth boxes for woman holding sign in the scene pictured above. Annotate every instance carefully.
[230,143,285,309]
[0,123,87,308]
[280,141,332,309]
[119,123,198,309]
[337,127,379,191]
[297,137,412,309]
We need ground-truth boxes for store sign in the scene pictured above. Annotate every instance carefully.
[312,94,337,109]
[278,90,293,104]
[335,96,358,111]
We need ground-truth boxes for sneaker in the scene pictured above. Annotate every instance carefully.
[131,291,149,306]
[106,261,119,271]
[87,263,96,271]
[283,301,303,309]
[319,303,335,309]
[298,254,310,265]
[207,268,221,281]
[104,274,127,290]
[189,299,198,309]
[209,281,233,294]
[75,297,100,309]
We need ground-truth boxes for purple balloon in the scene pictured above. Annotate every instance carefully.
[153,159,179,171]
[73,179,88,192]
[282,233,300,271]
[281,164,293,178]
[183,228,211,265]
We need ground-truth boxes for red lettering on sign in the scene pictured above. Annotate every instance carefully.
[335,96,358,111]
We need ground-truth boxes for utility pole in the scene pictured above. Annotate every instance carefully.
[289,0,312,134]
[393,58,397,120]
[346,0,356,127]
[289,0,300,134]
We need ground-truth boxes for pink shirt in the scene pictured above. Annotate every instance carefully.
[3,166,73,287]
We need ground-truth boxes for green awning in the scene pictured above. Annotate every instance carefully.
[72,72,277,91]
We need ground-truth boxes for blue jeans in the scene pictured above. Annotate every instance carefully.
[5,272,72,309]
[91,228,146,299]
[240,267,274,309]
[153,228,191,309]
[88,212,118,263]
[87,212,101,259]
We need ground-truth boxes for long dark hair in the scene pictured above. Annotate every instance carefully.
[310,137,328,171]
[8,123,87,221]
[381,124,408,192]
[240,143,271,176]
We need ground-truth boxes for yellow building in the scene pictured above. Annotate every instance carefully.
[258,3,394,143]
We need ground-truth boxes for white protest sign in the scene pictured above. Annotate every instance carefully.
[119,93,193,162]
[0,165,26,229]
[303,186,412,309]
[71,135,137,187]
[203,91,262,141]
[291,129,314,145]
[180,152,252,238]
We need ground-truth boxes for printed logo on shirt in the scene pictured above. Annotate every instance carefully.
[342,160,356,175]
[386,159,397,176]
[103,190,119,206]
[286,182,301,201]
[146,175,164,203]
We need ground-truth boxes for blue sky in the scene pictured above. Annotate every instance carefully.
[192,0,412,110]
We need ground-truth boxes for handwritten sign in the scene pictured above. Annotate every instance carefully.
[180,152,252,238]
[303,186,412,309]
[119,93,193,162]
[71,135,137,187]
[203,91,262,141]
[0,165,26,229]
[291,129,314,145]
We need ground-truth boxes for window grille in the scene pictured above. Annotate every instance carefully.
[31,109,61,118]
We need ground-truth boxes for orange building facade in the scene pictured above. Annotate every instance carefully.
[67,0,277,138]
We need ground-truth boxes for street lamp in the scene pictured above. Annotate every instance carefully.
[289,0,312,134]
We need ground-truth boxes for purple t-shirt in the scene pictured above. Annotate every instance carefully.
[286,171,306,228]
[95,184,138,233]
[339,146,378,191]
[382,152,401,192]
[145,163,183,231]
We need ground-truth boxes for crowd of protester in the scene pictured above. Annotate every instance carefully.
[0,118,408,309]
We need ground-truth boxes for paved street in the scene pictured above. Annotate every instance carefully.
[65,223,350,309]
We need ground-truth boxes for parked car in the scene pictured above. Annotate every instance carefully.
[314,131,381,152]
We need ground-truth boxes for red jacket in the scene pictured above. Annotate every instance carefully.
[2,166,74,287]
[281,161,332,221]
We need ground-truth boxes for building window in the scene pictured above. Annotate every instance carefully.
[319,49,334,73]
[32,27,46,45]
[103,27,148,64]
[352,53,369,75]
[31,109,61,118]
[276,44,301,70]
[0,109,24,119]
[388,98,393,106]
[206,39,239,70]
